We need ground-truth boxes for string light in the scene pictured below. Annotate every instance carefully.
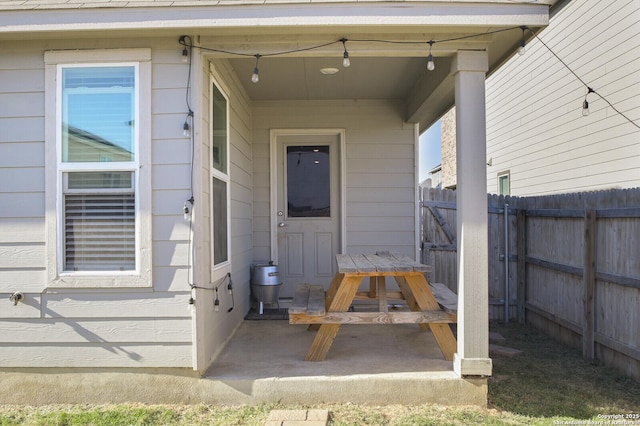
[183,196,194,221]
[340,38,351,68]
[179,35,191,63]
[518,26,527,55]
[426,40,435,71]
[582,87,595,116]
[183,110,193,137]
[214,288,220,311]
[251,54,261,83]
[531,31,640,128]
[178,24,640,128]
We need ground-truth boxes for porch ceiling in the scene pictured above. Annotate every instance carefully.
[218,24,530,131]
[0,0,560,130]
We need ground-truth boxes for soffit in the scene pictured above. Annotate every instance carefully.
[0,1,558,129]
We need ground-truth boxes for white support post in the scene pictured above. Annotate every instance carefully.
[451,50,493,377]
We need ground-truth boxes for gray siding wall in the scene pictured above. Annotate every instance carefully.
[191,57,254,370]
[486,0,640,196]
[252,100,418,260]
[0,38,195,368]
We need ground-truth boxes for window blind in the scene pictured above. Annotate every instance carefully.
[64,193,135,271]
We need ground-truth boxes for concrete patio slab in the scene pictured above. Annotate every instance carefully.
[0,321,487,406]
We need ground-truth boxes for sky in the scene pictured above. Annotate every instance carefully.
[418,119,442,182]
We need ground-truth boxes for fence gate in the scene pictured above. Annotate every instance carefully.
[420,187,518,321]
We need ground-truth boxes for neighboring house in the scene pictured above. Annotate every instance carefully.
[428,164,443,189]
[0,0,562,403]
[440,108,458,189]
[485,0,640,196]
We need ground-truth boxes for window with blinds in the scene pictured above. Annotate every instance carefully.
[58,64,139,274]
[64,193,135,271]
[46,50,151,286]
[63,171,135,271]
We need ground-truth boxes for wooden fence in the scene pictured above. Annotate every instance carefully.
[421,187,640,381]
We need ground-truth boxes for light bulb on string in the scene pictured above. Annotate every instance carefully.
[182,110,193,137]
[214,289,220,312]
[341,38,351,68]
[582,87,595,116]
[251,54,261,83]
[183,197,194,221]
[518,26,527,56]
[426,40,435,71]
[179,35,190,63]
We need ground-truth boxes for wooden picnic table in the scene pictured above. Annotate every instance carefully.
[289,252,457,361]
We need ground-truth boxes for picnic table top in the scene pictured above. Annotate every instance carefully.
[336,252,432,274]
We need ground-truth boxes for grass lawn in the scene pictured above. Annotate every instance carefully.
[1,322,638,425]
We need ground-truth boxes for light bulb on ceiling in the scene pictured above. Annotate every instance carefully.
[426,40,435,71]
[341,38,351,68]
[518,26,527,56]
[427,54,435,71]
[251,54,261,83]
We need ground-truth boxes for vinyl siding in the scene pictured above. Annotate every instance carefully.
[190,57,254,370]
[486,0,640,196]
[252,99,417,259]
[0,39,194,368]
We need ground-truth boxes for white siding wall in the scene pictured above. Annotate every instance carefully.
[486,0,640,196]
[252,100,417,259]
[192,57,254,371]
[0,38,194,368]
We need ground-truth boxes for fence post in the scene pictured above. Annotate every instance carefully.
[517,209,526,324]
[583,209,596,361]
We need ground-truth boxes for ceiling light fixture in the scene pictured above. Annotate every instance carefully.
[320,67,339,75]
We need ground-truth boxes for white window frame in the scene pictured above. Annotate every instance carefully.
[45,49,152,288]
[209,73,231,276]
[498,171,511,196]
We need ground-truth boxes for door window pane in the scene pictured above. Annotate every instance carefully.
[286,145,330,218]
[62,66,135,163]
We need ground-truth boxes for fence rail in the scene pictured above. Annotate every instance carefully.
[421,187,640,381]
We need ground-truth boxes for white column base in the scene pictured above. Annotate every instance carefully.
[453,353,493,377]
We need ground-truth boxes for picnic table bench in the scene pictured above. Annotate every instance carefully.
[288,252,458,361]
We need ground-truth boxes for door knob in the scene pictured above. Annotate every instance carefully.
[278,222,287,227]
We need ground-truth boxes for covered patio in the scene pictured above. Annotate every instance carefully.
[205,320,483,405]
[0,0,561,407]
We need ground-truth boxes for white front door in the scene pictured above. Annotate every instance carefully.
[272,131,342,298]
